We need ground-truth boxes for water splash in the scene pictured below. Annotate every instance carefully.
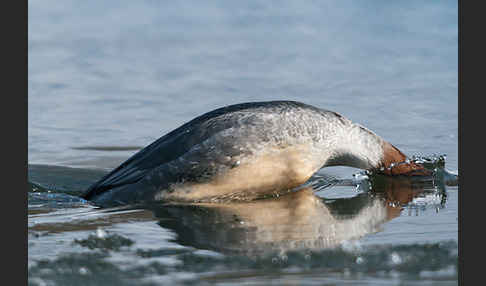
[361,153,458,186]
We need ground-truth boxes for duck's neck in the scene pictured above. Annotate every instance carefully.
[322,123,407,172]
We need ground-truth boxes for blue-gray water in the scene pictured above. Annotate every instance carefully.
[28,1,458,285]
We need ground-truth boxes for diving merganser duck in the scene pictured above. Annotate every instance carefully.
[83,101,429,207]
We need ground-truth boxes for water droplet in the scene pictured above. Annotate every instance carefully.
[96,228,106,239]
[79,267,89,275]
[390,252,402,264]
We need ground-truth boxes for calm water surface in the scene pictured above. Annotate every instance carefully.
[28,1,458,285]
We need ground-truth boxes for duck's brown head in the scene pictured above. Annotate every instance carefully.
[377,142,432,176]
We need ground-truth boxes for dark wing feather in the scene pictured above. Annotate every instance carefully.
[82,126,191,200]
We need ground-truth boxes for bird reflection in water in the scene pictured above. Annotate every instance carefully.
[148,171,449,256]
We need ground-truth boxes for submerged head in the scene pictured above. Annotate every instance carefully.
[377,142,432,176]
